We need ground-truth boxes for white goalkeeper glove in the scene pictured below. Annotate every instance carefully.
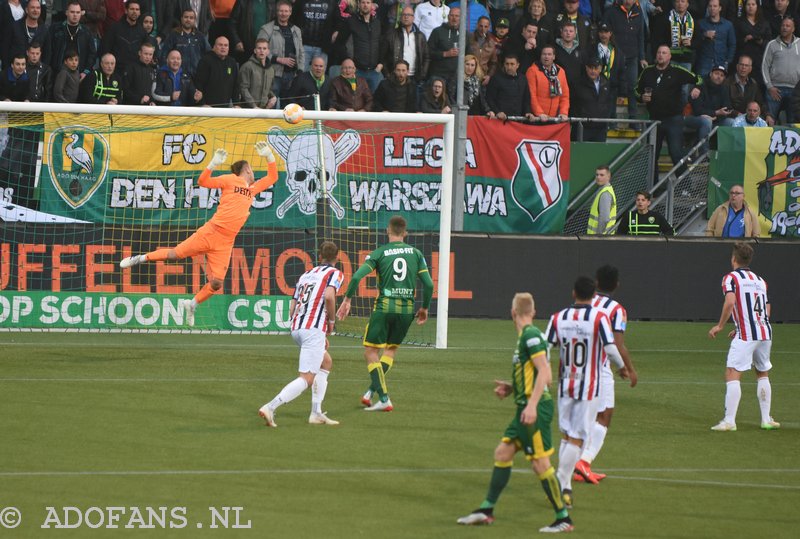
[207,148,228,170]
[255,140,275,163]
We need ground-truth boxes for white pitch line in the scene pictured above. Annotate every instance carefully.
[0,341,795,355]
[610,475,800,490]
[1,469,798,491]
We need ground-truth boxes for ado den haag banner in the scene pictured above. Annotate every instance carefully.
[714,127,800,238]
[38,114,570,234]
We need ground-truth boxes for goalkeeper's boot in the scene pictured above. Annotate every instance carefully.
[364,398,393,412]
[258,405,277,427]
[456,508,494,525]
[180,299,196,327]
[361,389,373,407]
[308,412,340,425]
[120,254,146,268]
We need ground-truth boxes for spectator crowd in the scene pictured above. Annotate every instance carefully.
[1,0,800,152]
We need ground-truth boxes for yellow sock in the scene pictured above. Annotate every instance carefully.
[380,355,394,375]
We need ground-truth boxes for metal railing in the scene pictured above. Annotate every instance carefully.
[562,120,659,235]
[648,126,719,234]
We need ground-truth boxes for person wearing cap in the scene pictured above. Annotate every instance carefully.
[604,0,647,123]
[485,0,517,33]
[570,56,613,141]
[694,0,735,78]
[592,22,626,121]
[686,64,736,153]
[489,16,511,57]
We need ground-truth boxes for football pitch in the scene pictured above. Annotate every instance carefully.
[1,320,797,538]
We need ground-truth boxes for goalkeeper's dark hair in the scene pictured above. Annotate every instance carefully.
[573,276,596,301]
[319,241,339,264]
[595,265,619,293]
[231,160,249,175]
[388,215,407,236]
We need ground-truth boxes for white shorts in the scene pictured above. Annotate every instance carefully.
[593,364,615,414]
[291,328,326,374]
[726,338,772,372]
[558,397,595,441]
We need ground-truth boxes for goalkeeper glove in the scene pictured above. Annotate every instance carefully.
[255,140,275,163]
[207,148,228,170]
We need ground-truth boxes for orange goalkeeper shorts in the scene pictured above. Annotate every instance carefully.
[173,222,236,281]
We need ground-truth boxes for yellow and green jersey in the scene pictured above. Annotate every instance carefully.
[345,241,434,314]
[512,324,551,407]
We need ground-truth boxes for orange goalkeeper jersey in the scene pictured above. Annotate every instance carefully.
[197,161,278,234]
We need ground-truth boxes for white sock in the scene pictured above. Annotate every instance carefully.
[559,438,568,461]
[756,377,772,423]
[268,377,309,411]
[557,443,581,491]
[311,369,330,414]
[581,422,608,464]
[724,380,741,424]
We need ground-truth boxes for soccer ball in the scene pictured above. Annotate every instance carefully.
[282,103,305,124]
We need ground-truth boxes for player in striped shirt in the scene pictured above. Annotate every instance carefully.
[336,215,434,412]
[259,242,344,427]
[574,266,638,484]
[546,276,627,509]
[708,242,779,431]
[120,141,279,326]
[457,293,573,534]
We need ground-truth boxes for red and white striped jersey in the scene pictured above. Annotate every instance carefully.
[546,304,614,401]
[591,294,627,333]
[722,268,771,341]
[291,265,344,332]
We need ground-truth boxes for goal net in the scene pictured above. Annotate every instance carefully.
[0,104,454,348]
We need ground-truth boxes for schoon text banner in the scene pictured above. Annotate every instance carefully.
[38,114,570,234]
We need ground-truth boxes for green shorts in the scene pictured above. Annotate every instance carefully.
[501,398,555,461]
[363,311,415,348]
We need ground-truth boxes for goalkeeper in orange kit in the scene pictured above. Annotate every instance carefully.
[120,140,279,326]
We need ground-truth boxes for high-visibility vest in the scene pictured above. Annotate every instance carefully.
[587,184,617,235]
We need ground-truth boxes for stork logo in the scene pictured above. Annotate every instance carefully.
[267,127,360,219]
[47,126,110,209]
[510,140,564,223]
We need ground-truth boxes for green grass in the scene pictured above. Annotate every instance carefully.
[1,320,797,538]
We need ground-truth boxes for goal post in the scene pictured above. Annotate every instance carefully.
[0,103,454,349]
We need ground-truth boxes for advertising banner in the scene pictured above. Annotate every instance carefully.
[713,127,800,238]
[37,114,570,234]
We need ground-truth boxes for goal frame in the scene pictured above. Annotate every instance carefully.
[0,102,455,349]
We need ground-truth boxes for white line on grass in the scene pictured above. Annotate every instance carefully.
[0,342,795,355]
